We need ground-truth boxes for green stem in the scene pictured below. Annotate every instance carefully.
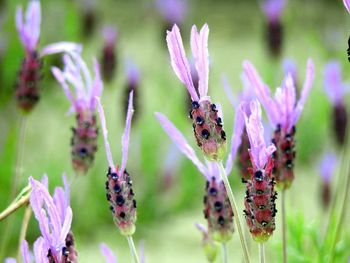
[221,243,228,263]
[218,161,251,263]
[259,243,265,263]
[282,190,287,263]
[17,205,32,262]
[126,235,140,263]
[0,189,31,221]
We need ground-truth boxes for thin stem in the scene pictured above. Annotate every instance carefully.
[218,162,251,263]
[17,205,32,262]
[11,116,27,198]
[221,243,228,263]
[0,192,30,221]
[126,235,140,263]
[259,243,265,263]
[282,190,287,263]
[328,155,350,263]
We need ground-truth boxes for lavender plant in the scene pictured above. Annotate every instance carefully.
[324,61,348,146]
[101,27,117,82]
[260,0,286,58]
[319,152,337,209]
[52,52,103,175]
[96,92,139,263]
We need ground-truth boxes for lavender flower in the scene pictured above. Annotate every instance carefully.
[243,59,315,190]
[156,0,188,26]
[319,152,337,208]
[166,24,227,161]
[261,0,287,57]
[241,100,277,243]
[100,243,118,263]
[155,110,245,243]
[124,60,140,123]
[52,51,102,174]
[15,0,81,113]
[27,176,78,262]
[195,223,219,262]
[97,91,137,236]
[101,26,117,82]
[324,61,348,145]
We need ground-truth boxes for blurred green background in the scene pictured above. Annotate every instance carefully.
[0,0,350,262]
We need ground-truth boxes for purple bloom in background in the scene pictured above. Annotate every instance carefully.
[324,61,348,145]
[52,51,102,174]
[319,152,337,208]
[101,26,118,82]
[156,0,188,25]
[124,59,140,123]
[155,109,245,243]
[243,59,314,189]
[24,176,78,262]
[241,100,277,243]
[166,24,227,161]
[260,0,287,57]
[15,0,81,113]
[100,243,118,263]
[97,91,137,236]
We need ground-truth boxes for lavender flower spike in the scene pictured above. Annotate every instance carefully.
[167,24,227,161]
[100,243,118,263]
[156,0,188,25]
[52,52,102,174]
[261,0,286,23]
[97,91,137,236]
[29,176,78,263]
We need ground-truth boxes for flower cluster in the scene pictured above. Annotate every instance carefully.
[242,101,277,243]
[97,91,137,236]
[52,52,103,174]
[243,59,314,190]
[166,24,227,161]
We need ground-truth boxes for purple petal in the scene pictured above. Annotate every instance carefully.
[324,61,343,105]
[125,59,140,86]
[100,243,118,263]
[261,0,286,22]
[25,0,41,51]
[5,258,16,263]
[33,237,48,263]
[166,24,199,101]
[190,24,209,98]
[59,207,72,244]
[120,91,134,176]
[225,105,245,175]
[52,67,76,111]
[96,97,115,170]
[155,112,208,178]
[282,58,297,84]
[156,0,188,24]
[103,26,117,45]
[53,187,67,222]
[90,58,103,111]
[243,60,279,128]
[291,58,315,126]
[319,152,337,183]
[21,240,31,263]
[206,161,221,181]
[344,0,350,13]
[40,42,82,57]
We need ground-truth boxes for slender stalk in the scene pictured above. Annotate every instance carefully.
[282,190,287,263]
[17,205,32,262]
[0,192,30,221]
[218,162,251,263]
[259,243,265,263]
[221,243,228,263]
[11,116,28,198]
[126,235,140,263]
[328,155,350,263]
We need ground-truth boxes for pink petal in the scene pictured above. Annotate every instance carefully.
[344,0,350,13]
[100,243,118,263]
[166,24,199,101]
[40,42,82,57]
[25,0,41,51]
[21,240,31,263]
[96,97,115,170]
[190,24,209,98]
[90,58,103,110]
[120,91,134,176]
[155,112,208,178]
[52,67,76,110]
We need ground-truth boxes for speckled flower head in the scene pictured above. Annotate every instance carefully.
[27,176,77,262]
[97,92,137,236]
[261,0,286,23]
[156,0,188,24]
[52,51,102,174]
[243,59,314,133]
[155,110,245,242]
[166,24,227,160]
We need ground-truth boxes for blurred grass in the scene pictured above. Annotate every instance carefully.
[0,0,350,262]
